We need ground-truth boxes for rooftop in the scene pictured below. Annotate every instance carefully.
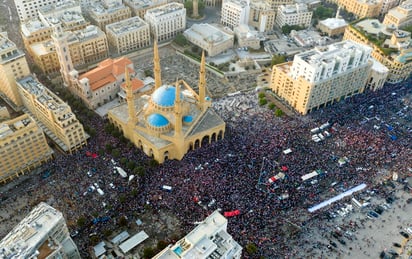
[319,18,347,29]
[106,16,148,35]
[0,114,34,140]
[0,203,63,258]
[21,19,50,37]
[184,24,233,44]
[145,2,185,17]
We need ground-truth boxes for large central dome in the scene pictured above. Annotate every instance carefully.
[151,85,183,107]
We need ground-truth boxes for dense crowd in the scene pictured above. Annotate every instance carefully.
[0,75,410,257]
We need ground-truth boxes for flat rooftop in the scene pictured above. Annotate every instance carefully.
[184,24,233,44]
[106,16,148,35]
[145,2,184,17]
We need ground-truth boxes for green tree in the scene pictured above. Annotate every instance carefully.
[174,34,188,46]
[268,103,276,110]
[77,217,86,227]
[282,24,305,34]
[259,98,268,106]
[258,92,265,98]
[313,6,335,19]
[271,55,286,66]
[184,0,205,17]
[245,243,258,255]
[143,247,156,258]
[90,235,100,246]
[120,157,128,165]
[144,69,153,77]
[275,108,284,117]
[157,240,168,250]
[118,216,128,227]
[112,148,120,158]
[103,229,113,237]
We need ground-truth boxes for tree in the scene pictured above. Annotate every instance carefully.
[143,247,156,258]
[268,103,276,110]
[112,148,120,158]
[313,6,335,20]
[275,108,284,117]
[77,217,86,227]
[281,24,305,34]
[245,243,258,255]
[271,55,286,66]
[259,98,268,106]
[174,34,188,46]
[184,0,205,17]
[258,92,265,99]
[144,69,153,77]
[157,240,168,250]
[118,215,128,227]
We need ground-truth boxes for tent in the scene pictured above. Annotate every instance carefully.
[281,166,288,172]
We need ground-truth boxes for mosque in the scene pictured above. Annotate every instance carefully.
[108,43,226,163]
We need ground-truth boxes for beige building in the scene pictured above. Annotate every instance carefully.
[184,23,234,56]
[380,0,401,16]
[106,16,151,55]
[265,0,294,10]
[153,211,242,259]
[0,202,81,258]
[69,57,135,109]
[0,33,31,110]
[124,0,168,17]
[270,40,373,115]
[0,106,10,120]
[383,0,412,28]
[28,25,109,75]
[21,19,54,48]
[318,18,348,36]
[87,0,132,32]
[249,0,276,32]
[144,3,186,42]
[275,3,313,29]
[108,44,226,163]
[17,75,88,153]
[0,114,53,183]
[221,0,249,30]
[337,0,382,18]
[344,19,412,83]
[234,24,262,49]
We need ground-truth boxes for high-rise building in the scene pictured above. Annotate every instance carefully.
[153,211,242,259]
[0,33,31,110]
[0,202,81,258]
[337,0,382,18]
[69,57,135,109]
[248,0,276,32]
[270,40,373,115]
[17,75,88,153]
[123,0,168,17]
[344,19,412,83]
[13,0,65,21]
[0,114,53,183]
[275,3,312,29]
[87,0,132,32]
[221,0,249,30]
[144,3,186,41]
[383,0,412,28]
[108,44,226,163]
[106,16,151,55]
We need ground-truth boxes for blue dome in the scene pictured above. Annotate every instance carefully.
[183,115,193,123]
[147,113,169,127]
[151,85,182,107]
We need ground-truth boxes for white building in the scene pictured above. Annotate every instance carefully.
[248,0,276,32]
[367,59,389,91]
[184,24,234,56]
[318,18,347,36]
[106,16,151,54]
[221,0,249,30]
[275,3,313,29]
[13,0,65,21]
[38,1,89,31]
[144,3,186,42]
[123,0,168,17]
[153,211,242,259]
[290,41,372,83]
[0,202,81,258]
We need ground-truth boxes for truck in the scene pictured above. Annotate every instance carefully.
[114,166,127,178]
[97,188,104,196]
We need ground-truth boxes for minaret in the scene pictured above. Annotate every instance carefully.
[125,66,137,127]
[153,41,162,90]
[193,0,199,17]
[174,79,182,136]
[336,6,341,18]
[51,22,73,87]
[198,51,206,109]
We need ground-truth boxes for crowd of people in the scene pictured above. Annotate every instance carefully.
[0,71,410,257]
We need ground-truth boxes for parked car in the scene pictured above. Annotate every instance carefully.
[367,211,379,219]
[400,231,410,239]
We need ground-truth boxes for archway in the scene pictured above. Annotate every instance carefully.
[211,132,217,142]
[189,143,193,151]
[164,151,169,161]
[202,135,210,146]
[217,130,223,140]
[138,140,143,149]
[194,139,200,149]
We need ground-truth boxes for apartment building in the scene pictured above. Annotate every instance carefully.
[234,24,262,49]
[106,16,151,55]
[383,0,412,28]
[144,2,186,41]
[153,211,242,259]
[248,0,276,32]
[0,202,81,258]
[318,18,348,36]
[184,24,234,56]
[275,3,312,28]
[28,25,108,75]
[87,0,132,32]
[17,75,88,153]
[21,1,89,52]
[124,0,168,17]
[221,0,249,30]
[0,114,53,183]
[69,57,135,109]
[270,40,373,115]
[344,19,412,83]
[0,34,31,110]
[265,0,293,10]
[337,0,382,18]
[13,0,65,21]
[380,0,401,16]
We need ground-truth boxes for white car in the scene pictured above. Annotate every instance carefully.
[109,183,115,189]
[406,227,412,235]
[94,182,99,188]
